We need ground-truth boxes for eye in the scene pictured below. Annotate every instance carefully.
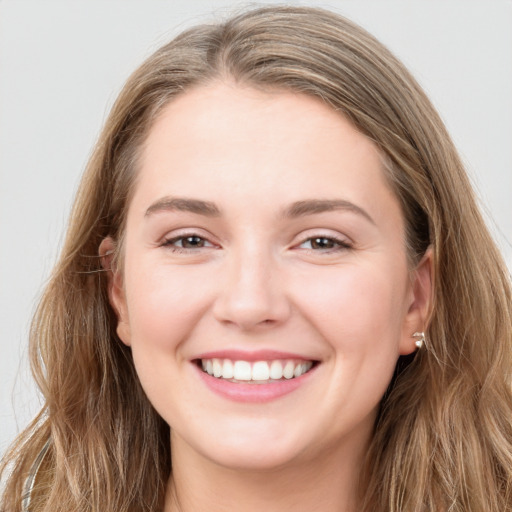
[298,236,351,251]
[162,234,215,252]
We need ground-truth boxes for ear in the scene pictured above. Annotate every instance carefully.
[99,237,132,347]
[399,247,433,355]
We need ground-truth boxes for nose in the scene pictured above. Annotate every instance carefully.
[212,246,291,331]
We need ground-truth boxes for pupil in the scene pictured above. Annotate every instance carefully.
[312,237,332,249]
[183,236,203,248]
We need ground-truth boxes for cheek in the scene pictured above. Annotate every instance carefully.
[121,260,217,422]
[292,262,408,356]
[123,259,215,352]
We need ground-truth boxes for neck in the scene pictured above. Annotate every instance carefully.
[164,429,370,512]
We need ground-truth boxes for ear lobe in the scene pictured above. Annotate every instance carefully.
[399,247,434,355]
[99,237,132,347]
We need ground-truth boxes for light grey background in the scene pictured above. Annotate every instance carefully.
[1,0,511,454]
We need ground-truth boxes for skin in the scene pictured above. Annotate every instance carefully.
[102,82,432,511]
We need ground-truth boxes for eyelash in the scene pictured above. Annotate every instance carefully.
[161,233,352,254]
[296,235,352,252]
[161,234,215,253]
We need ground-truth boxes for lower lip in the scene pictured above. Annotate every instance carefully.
[194,364,317,403]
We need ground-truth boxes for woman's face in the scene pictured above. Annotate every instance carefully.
[107,83,430,471]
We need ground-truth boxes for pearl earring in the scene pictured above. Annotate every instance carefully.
[412,331,425,349]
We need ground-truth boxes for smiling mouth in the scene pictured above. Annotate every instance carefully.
[196,358,317,383]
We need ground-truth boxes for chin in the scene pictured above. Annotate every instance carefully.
[175,420,310,472]
[203,442,304,472]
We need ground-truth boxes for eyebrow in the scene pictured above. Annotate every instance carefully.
[145,197,221,217]
[283,199,375,225]
[144,196,374,225]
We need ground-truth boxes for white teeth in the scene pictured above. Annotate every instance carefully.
[200,358,314,382]
[252,361,270,381]
[212,359,222,378]
[269,360,283,379]
[222,359,234,379]
[233,361,252,381]
[283,361,295,379]
[299,362,313,376]
[293,362,312,378]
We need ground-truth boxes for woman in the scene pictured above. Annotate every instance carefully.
[1,5,511,512]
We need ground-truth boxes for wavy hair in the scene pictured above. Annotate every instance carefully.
[2,6,511,511]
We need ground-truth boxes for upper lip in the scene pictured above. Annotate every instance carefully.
[193,349,318,362]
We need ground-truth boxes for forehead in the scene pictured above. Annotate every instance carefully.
[141,81,378,161]
[131,82,401,229]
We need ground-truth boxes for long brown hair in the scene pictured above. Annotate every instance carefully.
[2,6,511,511]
